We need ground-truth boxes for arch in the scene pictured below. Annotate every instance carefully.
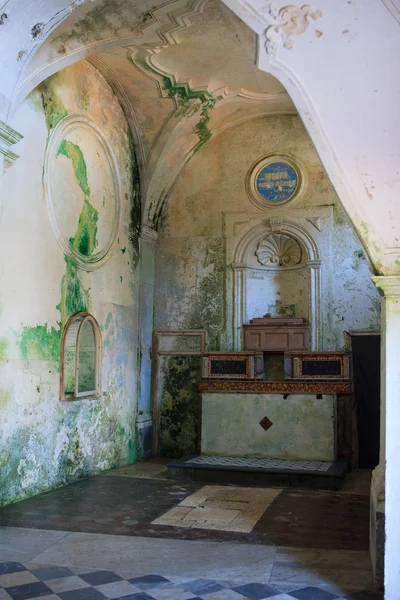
[231,219,321,350]
[219,0,400,275]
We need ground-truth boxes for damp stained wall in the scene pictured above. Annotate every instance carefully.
[154,114,381,457]
[155,115,380,347]
[0,60,142,506]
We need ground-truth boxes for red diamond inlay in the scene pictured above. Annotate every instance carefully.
[259,416,273,431]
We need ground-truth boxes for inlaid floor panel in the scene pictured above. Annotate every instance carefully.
[152,486,282,532]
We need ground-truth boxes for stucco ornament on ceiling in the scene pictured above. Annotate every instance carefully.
[258,3,322,54]
[44,115,121,271]
[256,233,302,267]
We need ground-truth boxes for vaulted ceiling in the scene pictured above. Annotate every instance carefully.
[13,0,295,224]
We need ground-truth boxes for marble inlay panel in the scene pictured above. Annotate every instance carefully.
[152,485,281,532]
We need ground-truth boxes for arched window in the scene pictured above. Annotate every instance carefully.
[60,312,102,400]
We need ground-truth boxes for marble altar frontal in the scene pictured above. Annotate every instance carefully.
[201,393,335,461]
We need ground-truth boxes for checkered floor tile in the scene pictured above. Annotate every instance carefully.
[186,456,333,472]
[0,562,382,600]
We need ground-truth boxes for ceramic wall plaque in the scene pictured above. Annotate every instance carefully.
[246,154,305,209]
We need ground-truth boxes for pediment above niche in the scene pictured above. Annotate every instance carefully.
[256,234,302,267]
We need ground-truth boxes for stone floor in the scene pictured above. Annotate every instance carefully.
[0,461,382,600]
[152,486,282,532]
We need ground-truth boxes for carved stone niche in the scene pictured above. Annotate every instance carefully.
[256,234,302,267]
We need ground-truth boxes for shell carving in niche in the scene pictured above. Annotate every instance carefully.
[256,234,302,267]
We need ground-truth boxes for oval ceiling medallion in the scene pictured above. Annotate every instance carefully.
[246,154,306,209]
[44,115,121,271]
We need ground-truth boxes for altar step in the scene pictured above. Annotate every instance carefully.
[167,455,348,490]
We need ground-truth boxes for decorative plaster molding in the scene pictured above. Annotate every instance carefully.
[256,233,302,267]
[0,120,23,169]
[263,4,323,55]
[43,115,121,271]
[372,276,400,297]
[269,217,282,231]
[382,0,400,25]
[141,223,158,244]
[306,216,321,231]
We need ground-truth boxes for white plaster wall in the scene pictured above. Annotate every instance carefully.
[0,60,141,506]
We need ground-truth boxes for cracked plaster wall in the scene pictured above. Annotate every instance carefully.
[154,114,381,457]
[0,60,142,506]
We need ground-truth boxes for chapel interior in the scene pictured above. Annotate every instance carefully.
[0,1,398,599]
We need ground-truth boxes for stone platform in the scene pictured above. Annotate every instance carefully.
[167,455,348,490]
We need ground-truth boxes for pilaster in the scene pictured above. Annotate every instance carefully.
[137,223,158,458]
[0,120,23,172]
[371,276,400,592]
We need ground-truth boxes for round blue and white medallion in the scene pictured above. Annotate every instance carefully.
[246,155,303,209]
[256,161,298,203]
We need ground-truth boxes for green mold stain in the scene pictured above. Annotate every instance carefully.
[57,139,90,197]
[266,300,296,319]
[38,77,68,130]
[120,276,123,283]
[158,355,202,458]
[0,388,11,410]
[19,324,61,365]
[56,139,97,323]
[58,257,90,325]
[162,77,221,149]
[105,312,113,330]
[121,247,126,254]
[187,238,224,351]
[127,127,141,268]
[69,199,98,257]
[352,249,366,271]
[0,339,8,360]
[0,450,10,467]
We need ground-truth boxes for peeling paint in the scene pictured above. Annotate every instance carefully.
[0,60,142,507]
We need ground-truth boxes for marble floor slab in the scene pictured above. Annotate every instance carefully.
[29,532,277,582]
[0,559,383,600]
[152,486,282,532]
[269,563,374,589]
[0,527,69,562]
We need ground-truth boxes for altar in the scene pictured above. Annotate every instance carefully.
[198,318,352,465]
[201,391,335,461]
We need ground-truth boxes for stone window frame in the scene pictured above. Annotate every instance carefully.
[60,312,102,401]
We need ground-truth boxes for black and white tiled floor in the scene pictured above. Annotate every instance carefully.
[0,562,382,600]
[187,457,333,472]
